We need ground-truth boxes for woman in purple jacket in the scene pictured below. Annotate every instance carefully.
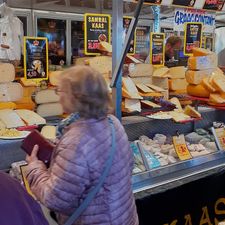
[0,171,49,225]
[25,66,139,225]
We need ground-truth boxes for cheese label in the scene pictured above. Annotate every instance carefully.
[203,0,225,11]
[214,128,225,150]
[84,13,111,55]
[173,134,192,160]
[172,0,196,7]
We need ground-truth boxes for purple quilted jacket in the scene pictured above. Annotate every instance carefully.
[26,115,139,225]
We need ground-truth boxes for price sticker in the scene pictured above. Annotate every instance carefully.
[173,134,192,161]
[215,128,225,150]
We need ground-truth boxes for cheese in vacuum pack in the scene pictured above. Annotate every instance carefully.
[36,103,63,117]
[187,84,210,98]
[15,109,46,125]
[0,63,15,82]
[0,83,23,102]
[0,109,25,128]
[35,89,60,104]
[188,54,218,70]
[169,66,186,79]
[129,64,153,77]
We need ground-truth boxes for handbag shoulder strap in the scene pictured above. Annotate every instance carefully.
[64,116,116,225]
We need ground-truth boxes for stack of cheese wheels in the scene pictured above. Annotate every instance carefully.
[0,63,23,109]
[186,48,225,104]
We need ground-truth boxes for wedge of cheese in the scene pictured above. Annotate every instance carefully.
[0,102,16,110]
[146,84,165,92]
[124,98,141,112]
[0,63,15,83]
[153,67,170,78]
[185,70,213,85]
[41,125,56,140]
[169,66,186,79]
[15,109,46,125]
[211,77,225,93]
[36,103,63,117]
[184,105,201,118]
[34,89,60,104]
[169,111,190,123]
[129,63,153,77]
[209,93,225,104]
[201,77,216,93]
[169,97,183,112]
[169,79,187,91]
[188,54,218,70]
[187,84,210,98]
[0,109,25,128]
[192,48,214,57]
[136,83,153,93]
[122,77,143,99]
[141,100,161,108]
[49,71,63,86]
[98,41,112,53]
[0,83,23,102]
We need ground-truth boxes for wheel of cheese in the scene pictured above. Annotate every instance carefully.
[36,103,63,117]
[187,84,210,98]
[0,83,23,102]
[0,63,15,83]
[34,89,60,104]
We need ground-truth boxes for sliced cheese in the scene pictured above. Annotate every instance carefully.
[136,83,153,93]
[41,125,56,140]
[169,66,186,79]
[0,109,25,128]
[0,102,16,110]
[169,97,183,112]
[153,67,170,78]
[192,47,214,57]
[212,77,225,93]
[201,77,216,92]
[98,41,112,53]
[141,100,161,108]
[185,70,212,85]
[0,83,23,102]
[124,98,141,112]
[122,77,143,99]
[188,54,218,70]
[35,89,60,104]
[129,63,153,77]
[15,109,46,125]
[0,63,15,83]
[169,79,187,91]
[187,84,210,98]
[36,103,64,117]
[184,105,201,118]
[209,93,225,104]
[49,71,62,86]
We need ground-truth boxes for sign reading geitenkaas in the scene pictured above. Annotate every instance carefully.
[184,22,203,56]
[172,0,196,7]
[203,0,225,11]
[136,169,225,225]
[150,33,165,66]
[84,13,111,55]
[24,37,48,81]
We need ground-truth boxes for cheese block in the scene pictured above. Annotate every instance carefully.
[146,84,165,92]
[136,83,153,93]
[169,66,186,79]
[98,41,112,53]
[41,125,56,140]
[141,100,161,108]
[122,77,143,99]
[20,78,38,87]
[212,77,225,93]
[187,84,210,98]
[169,111,190,122]
[131,76,152,85]
[0,109,25,128]
[88,56,112,75]
[169,97,183,112]
[169,79,187,91]
[192,48,214,57]
[15,109,46,125]
[0,102,16,110]
[49,71,63,86]
[35,89,60,104]
[209,93,225,104]
[0,63,15,82]
[153,67,170,78]
[185,70,213,85]
[188,54,218,70]
[36,103,63,117]
[124,98,141,112]
[129,63,153,77]
[201,77,216,92]
[122,88,143,99]
[0,83,23,102]
[184,105,201,118]
[152,77,168,89]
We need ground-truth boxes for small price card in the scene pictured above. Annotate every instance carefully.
[214,128,225,150]
[173,134,192,161]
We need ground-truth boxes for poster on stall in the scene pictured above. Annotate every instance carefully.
[172,0,196,7]
[123,16,136,55]
[135,0,162,5]
[150,32,165,66]
[24,37,48,81]
[84,13,111,55]
[184,22,203,56]
[203,0,225,11]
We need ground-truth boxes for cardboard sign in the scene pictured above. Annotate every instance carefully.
[150,32,165,66]
[172,0,196,7]
[184,22,203,56]
[135,0,162,5]
[123,16,136,55]
[173,134,192,161]
[84,13,111,55]
[24,37,48,81]
[203,0,225,11]
[135,26,150,56]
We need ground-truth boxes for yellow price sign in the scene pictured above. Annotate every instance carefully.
[173,134,192,161]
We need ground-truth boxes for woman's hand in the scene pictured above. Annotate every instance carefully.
[26,144,39,164]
